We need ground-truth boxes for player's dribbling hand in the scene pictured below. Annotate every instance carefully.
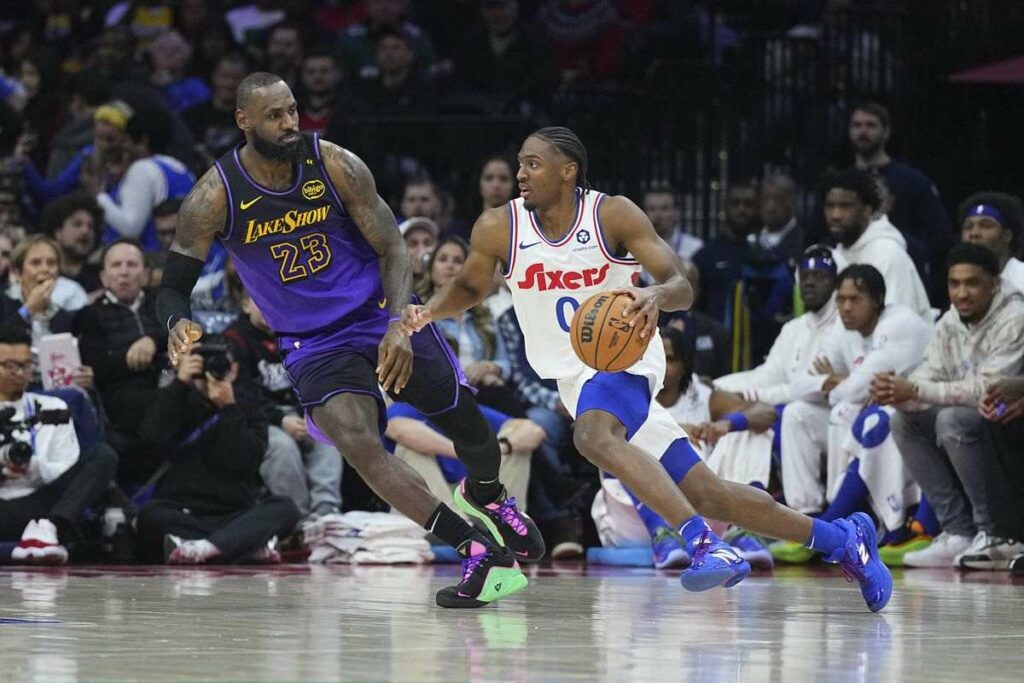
[613,287,660,340]
[378,324,413,395]
[168,320,203,368]
[399,304,431,336]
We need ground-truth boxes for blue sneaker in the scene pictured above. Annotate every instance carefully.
[680,530,751,592]
[725,528,774,569]
[651,527,690,569]
[827,512,893,613]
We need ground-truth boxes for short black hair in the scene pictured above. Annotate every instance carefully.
[659,326,695,390]
[236,71,284,110]
[530,127,590,192]
[125,103,174,154]
[100,237,145,270]
[153,198,182,219]
[947,242,1000,277]
[837,264,886,308]
[958,191,1023,253]
[40,192,103,239]
[851,100,891,129]
[0,322,32,347]
[821,168,882,211]
[374,25,414,48]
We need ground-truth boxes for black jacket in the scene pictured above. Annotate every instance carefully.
[140,379,268,515]
[223,315,295,427]
[73,290,168,390]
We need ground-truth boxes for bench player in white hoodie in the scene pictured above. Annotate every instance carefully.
[826,169,933,321]
[403,127,893,611]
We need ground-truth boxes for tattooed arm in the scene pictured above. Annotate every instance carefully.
[156,166,227,367]
[320,139,413,393]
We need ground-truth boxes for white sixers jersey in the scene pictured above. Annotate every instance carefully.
[504,190,642,379]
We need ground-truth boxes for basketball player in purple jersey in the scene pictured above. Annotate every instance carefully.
[403,127,893,611]
[156,72,542,608]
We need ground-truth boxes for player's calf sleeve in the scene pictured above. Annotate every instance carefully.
[428,387,502,497]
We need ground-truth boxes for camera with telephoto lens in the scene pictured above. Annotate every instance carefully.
[194,343,232,381]
[0,402,71,471]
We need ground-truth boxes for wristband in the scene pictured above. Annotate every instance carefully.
[388,315,402,324]
[17,305,30,322]
[724,412,749,432]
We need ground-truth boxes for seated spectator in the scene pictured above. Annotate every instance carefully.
[714,245,842,403]
[824,168,932,320]
[95,103,195,250]
[692,180,759,334]
[18,100,134,207]
[416,236,516,414]
[643,186,703,264]
[971,376,1024,570]
[46,73,112,179]
[7,236,86,345]
[752,174,805,265]
[399,176,446,228]
[265,22,304,90]
[0,323,118,565]
[0,230,14,285]
[452,0,555,114]
[224,286,343,525]
[183,53,248,167]
[882,244,1024,567]
[777,265,931,561]
[73,239,166,483]
[337,0,436,80]
[356,27,437,117]
[152,199,181,252]
[659,261,730,381]
[147,30,211,113]
[39,192,104,298]
[474,154,517,215]
[134,345,300,564]
[958,191,1024,292]
[399,216,438,292]
[296,49,344,135]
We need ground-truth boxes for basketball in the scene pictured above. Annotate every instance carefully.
[570,292,651,372]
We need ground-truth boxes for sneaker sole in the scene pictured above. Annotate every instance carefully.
[680,562,751,592]
[736,549,774,570]
[959,556,1012,571]
[654,548,691,570]
[435,568,529,608]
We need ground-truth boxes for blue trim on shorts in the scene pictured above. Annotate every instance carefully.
[661,438,702,484]
[576,372,651,440]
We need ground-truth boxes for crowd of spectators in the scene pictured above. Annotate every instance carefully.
[0,1,1020,575]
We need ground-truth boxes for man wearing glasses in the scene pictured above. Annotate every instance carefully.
[0,323,117,564]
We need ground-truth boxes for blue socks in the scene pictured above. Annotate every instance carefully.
[806,517,847,556]
[622,482,673,538]
[679,515,713,553]
[819,458,869,522]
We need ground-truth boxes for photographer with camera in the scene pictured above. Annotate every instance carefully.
[0,323,118,564]
[134,340,300,564]
[73,238,167,483]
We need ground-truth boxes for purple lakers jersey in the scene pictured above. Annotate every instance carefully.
[214,133,388,353]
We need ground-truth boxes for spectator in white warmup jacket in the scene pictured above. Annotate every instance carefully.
[776,265,930,561]
[957,191,1024,293]
[823,169,932,321]
[880,243,1024,568]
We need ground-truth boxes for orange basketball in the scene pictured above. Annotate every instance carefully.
[570,292,651,372]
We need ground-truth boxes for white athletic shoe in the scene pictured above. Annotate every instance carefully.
[957,532,1024,571]
[903,531,973,568]
[12,519,68,565]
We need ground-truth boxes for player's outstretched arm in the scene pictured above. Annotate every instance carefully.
[320,140,413,392]
[601,195,695,339]
[423,207,509,322]
[157,166,227,367]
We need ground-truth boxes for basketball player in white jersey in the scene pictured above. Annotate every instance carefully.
[402,128,892,610]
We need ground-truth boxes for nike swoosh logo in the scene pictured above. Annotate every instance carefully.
[240,196,263,210]
[377,298,387,309]
[519,241,541,249]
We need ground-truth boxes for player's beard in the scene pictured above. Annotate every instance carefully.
[523,199,536,211]
[252,130,306,163]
